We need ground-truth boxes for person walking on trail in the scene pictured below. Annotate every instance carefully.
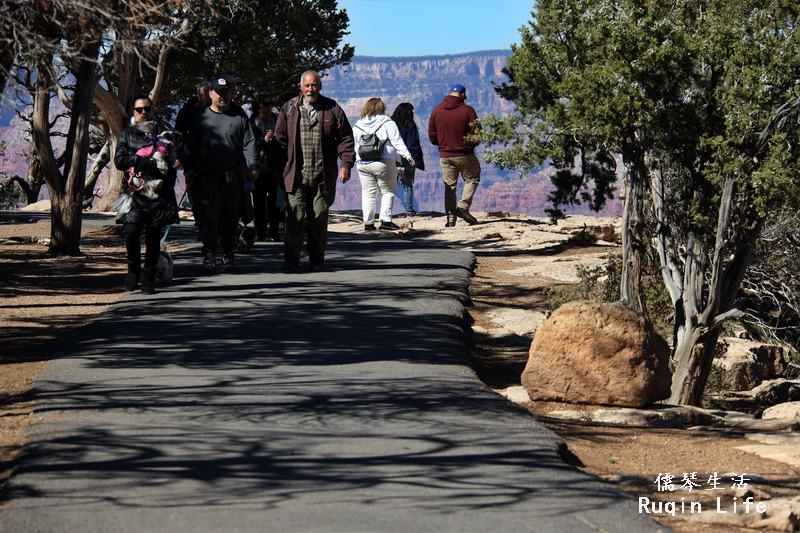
[390,102,425,218]
[275,70,355,273]
[174,82,211,139]
[250,97,284,242]
[354,98,415,231]
[113,96,180,295]
[174,82,211,226]
[428,83,481,227]
[183,75,259,275]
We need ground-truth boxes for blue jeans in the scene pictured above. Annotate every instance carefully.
[397,166,415,213]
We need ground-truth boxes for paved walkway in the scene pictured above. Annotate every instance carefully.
[0,225,665,532]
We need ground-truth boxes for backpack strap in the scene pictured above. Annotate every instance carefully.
[354,117,390,137]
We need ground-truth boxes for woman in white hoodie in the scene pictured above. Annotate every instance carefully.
[353,98,415,230]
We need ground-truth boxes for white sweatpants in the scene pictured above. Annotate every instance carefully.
[358,159,398,224]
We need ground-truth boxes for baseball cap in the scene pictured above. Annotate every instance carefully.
[450,83,466,94]
[210,74,240,92]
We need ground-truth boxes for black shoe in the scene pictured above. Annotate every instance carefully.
[201,254,216,275]
[456,207,478,225]
[124,271,139,292]
[281,261,299,274]
[222,252,237,272]
[380,221,400,231]
[364,224,377,231]
[309,262,324,273]
[445,220,456,228]
[269,230,281,241]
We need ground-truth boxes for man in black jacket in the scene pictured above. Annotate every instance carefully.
[183,76,259,275]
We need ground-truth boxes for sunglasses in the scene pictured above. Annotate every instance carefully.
[134,106,153,113]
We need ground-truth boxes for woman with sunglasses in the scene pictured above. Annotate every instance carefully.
[113,96,180,294]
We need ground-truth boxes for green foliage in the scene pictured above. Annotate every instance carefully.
[641,266,673,342]
[162,0,354,108]
[544,253,622,310]
[0,179,24,209]
[545,251,674,340]
[482,0,800,227]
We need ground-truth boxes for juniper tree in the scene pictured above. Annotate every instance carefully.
[480,0,800,404]
[97,0,354,211]
[164,0,354,105]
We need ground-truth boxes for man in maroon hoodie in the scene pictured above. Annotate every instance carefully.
[428,83,481,227]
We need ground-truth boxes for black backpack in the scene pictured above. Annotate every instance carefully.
[355,119,389,161]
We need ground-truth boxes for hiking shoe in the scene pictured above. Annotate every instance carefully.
[281,261,299,274]
[456,207,478,225]
[201,255,216,275]
[445,220,456,228]
[364,224,377,231]
[380,221,400,231]
[222,252,237,272]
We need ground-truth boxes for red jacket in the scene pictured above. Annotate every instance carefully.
[428,95,479,157]
[275,95,355,195]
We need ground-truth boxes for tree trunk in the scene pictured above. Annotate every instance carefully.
[620,151,646,314]
[92,47,139,212]
[83,139,111,205]
[668,178,755,405]
[32,61,62,194]
[669,324,722,405]
[47,47,99,255]
[25,147,45,204]
[94,139,123,212]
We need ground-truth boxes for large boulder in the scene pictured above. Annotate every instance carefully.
[522,301,671,407]
[713,337,794,391]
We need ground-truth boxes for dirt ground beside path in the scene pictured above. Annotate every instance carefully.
[1,210,799,533]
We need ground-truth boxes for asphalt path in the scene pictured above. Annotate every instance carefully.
[0,222,666,532]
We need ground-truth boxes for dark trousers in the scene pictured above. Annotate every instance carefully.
[123,223,161,273]
[253,173,280,239]
[285,183,330,266]
[191,170,242,256]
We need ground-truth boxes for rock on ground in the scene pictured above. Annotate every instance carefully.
[522,301,671,407]
[763,402,800,420]
[714,337,795,391]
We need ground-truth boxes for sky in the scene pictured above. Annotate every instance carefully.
[337,0,533,57]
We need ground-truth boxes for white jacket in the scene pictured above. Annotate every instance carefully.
[353,115,413,163]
